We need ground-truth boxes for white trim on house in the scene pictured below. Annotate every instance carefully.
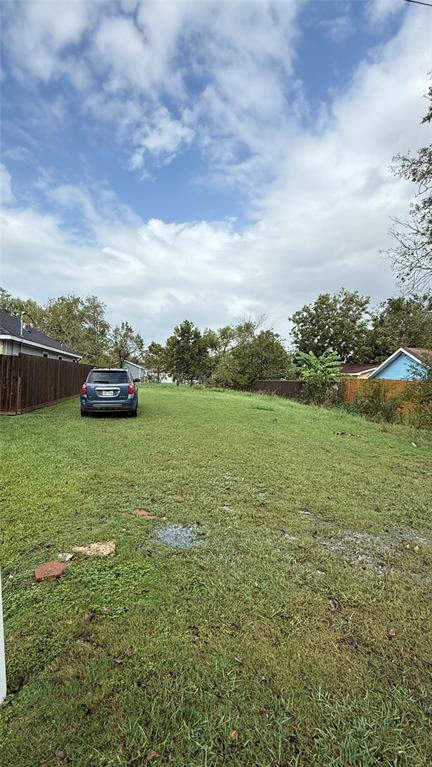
[367,347,424,379]
[0,334,81,360]
[346,367,377,377]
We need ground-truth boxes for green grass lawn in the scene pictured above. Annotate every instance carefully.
[1,385,431,767]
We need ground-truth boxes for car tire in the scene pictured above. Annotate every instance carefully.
[131,407,138,417]
[81,409,87,417]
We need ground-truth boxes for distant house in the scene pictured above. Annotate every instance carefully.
[368,347,431,381]
[0,309,81,362]
[340,362,378,378]
[123,360,174,383]
[124,360,146,381]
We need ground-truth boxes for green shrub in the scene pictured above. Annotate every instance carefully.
[403,381,432,429]
[297,350,341,404]
[352,381,403,423]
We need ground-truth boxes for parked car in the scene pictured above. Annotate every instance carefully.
[80,368,139,417]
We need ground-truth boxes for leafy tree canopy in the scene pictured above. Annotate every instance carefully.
[386,76,432,292]
[143,342,166,382]
[290,289,372,362]
[110,321,144,368]
[210,324,295,390]
[165,320,208,384]
[0,287,45,327]
[369,294,432,361]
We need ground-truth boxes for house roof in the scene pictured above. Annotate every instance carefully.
[368,346,432,379]
[401,347,432,363]
[124,360,146,370]
[340,362,378,375]
[0,309,81,357]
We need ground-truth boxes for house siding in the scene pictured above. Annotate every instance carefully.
[372,352,425,380]
[0,339,77,361]
[124,361,146,380]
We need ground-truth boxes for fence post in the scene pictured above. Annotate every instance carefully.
[0,571,6,704]
[57,360,61,401]
[16,375,22,415]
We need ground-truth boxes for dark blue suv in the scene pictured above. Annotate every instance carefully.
[80,368,139,417]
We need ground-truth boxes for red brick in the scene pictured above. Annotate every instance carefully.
[34,561,70,582]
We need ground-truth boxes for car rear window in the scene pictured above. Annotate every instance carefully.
[87,370,129,384]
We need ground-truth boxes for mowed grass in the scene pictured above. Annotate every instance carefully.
[1,384,431,767]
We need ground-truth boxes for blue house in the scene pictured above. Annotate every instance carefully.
[368,347,431,381]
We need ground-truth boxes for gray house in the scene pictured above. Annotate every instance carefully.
[124,360,146,380]
[0,309,81,361]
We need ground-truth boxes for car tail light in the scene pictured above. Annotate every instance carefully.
[81,383,88,395]
[128,383,135,395]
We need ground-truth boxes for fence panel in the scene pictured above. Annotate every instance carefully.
[341,377,415,403]
[0,356,92,414]
[255,377,419,406]
[255,380,305,398]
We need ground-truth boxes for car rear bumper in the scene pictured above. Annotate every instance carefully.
[80,397,137,412]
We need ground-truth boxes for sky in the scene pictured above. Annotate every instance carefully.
[0,0,431,345]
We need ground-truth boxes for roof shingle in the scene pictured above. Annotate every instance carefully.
[0,309,81,357]
[402,347,432,363]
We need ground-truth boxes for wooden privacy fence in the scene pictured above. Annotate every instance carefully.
[255,377,418,404]
[255,379,305,398]
[0,355,92,415]
[341,377,416,403]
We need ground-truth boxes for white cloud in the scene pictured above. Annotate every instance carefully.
[91,15,152,93]
[368,0,404,22]
[3,0,92,81]
[319,14,354,43]
[3,146,31,163]
[1,3,431,343]
[0,164,14,204]
[0,201,261,340]
[129,107,194,170]
[3,0,302,184]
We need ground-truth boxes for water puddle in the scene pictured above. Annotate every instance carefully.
[155,524,206,549]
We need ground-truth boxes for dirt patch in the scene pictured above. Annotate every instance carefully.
[72,541,116,557]
[155,524,206,549]
[320,532,391,575]
[318,528,432,577]
[133,508,156,519]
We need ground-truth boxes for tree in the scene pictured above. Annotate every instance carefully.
[143,342,166,382]
[369,294,432,361]
[297,350,341,403]
[0,287,45,327]
[200,323,256,381]
[110,322,144,367]
[42,295,86,352]
[386,77,432,291]
[81,295,111,366]
[209,324,295,390]
[290,289,372,362]
[165,320,208,384]
[230,330,294,390]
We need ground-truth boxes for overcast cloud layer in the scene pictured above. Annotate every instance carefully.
[1,0,431,343]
